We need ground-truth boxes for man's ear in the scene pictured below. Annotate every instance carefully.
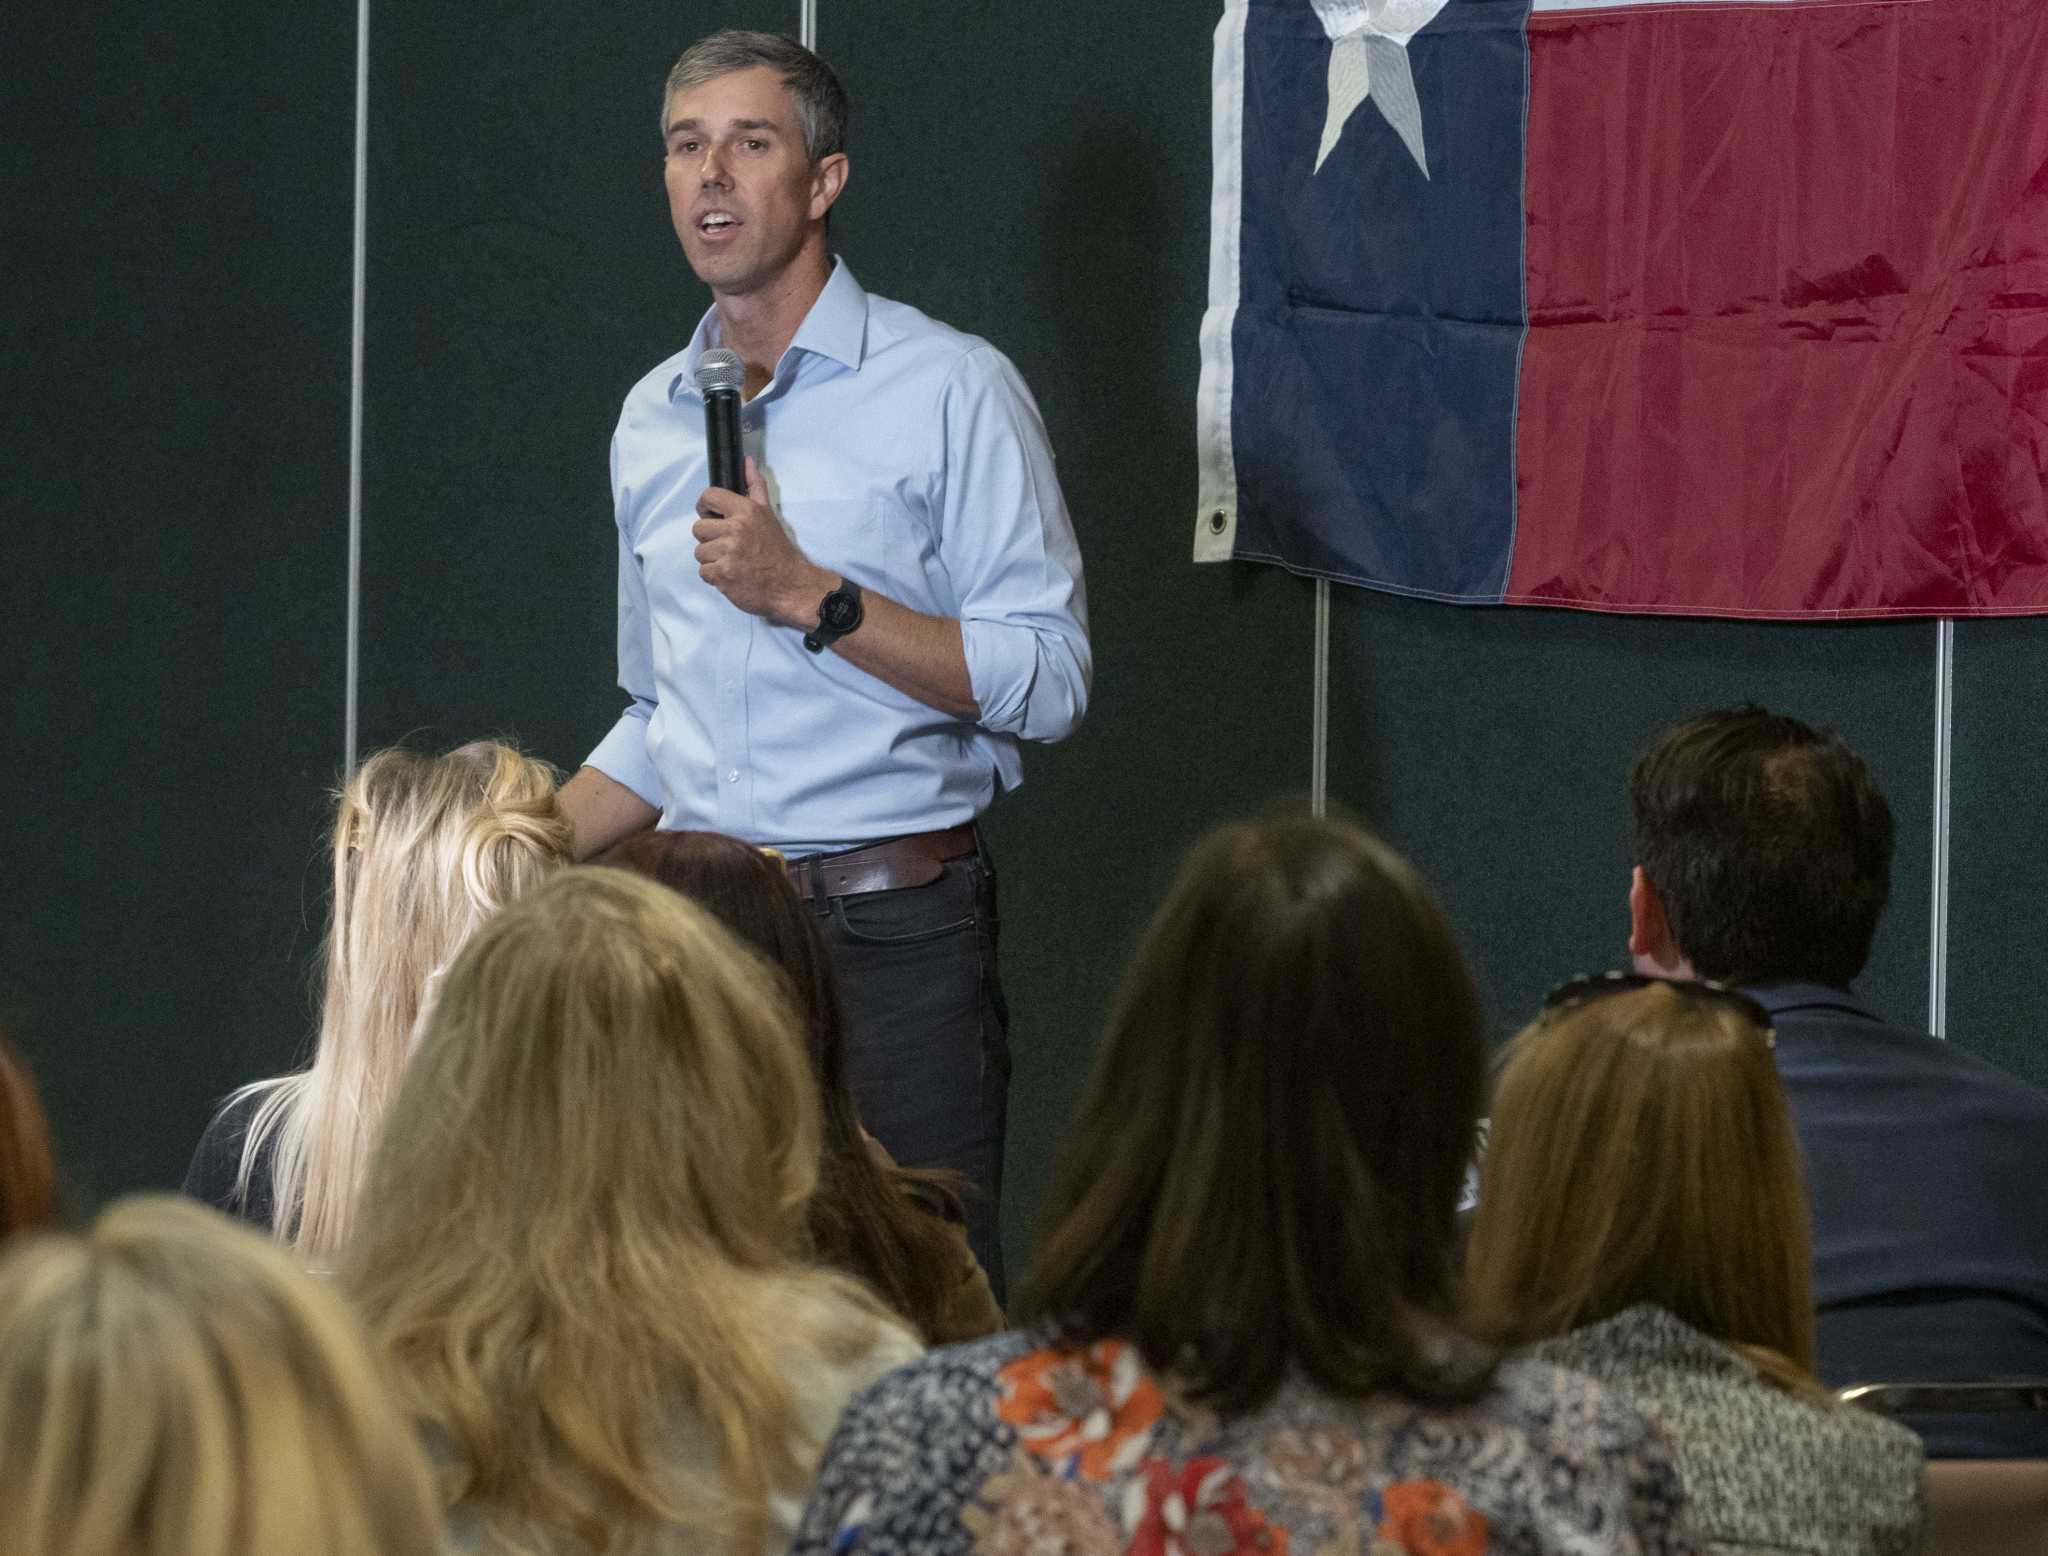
[809,152,849,222]
[1628,866,1691,977]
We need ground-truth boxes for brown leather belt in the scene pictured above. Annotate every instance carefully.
[783,825,977,905]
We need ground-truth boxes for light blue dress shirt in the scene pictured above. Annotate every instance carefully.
[586,261,1091,856]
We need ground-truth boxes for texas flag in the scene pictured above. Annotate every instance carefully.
[1195,0,2048,617]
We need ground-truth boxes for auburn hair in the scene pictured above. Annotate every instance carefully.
[0,1030,58,1242]
[598,828,987,1343]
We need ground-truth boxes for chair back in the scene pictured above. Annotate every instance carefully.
[1839,1383,2048,1556]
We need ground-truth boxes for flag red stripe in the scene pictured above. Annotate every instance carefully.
[1507,0,2048,616]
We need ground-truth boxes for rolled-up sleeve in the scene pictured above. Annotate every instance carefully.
[584,435,666,807]
[937,347,1091,744]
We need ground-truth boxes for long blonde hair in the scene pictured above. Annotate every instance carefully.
[236,741,570,1264]
[1463,982,1819,1393]
[0,1195,441,1556]
[346,867,905,1556]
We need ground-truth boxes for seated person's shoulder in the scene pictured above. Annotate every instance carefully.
[184,1088,276,1224]
[1485,1353,1673,1449]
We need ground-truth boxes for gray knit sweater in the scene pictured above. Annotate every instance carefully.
[1533,1304,1923,1556]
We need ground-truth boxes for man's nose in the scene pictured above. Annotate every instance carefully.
[697,148,731,188]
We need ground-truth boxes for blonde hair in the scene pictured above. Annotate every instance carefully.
[1463,983,1819,1393]
[346,867,905,1556]
[0,1195,440,1556]
[236,741,571,1264]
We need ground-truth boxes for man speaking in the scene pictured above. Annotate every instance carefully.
[559,31,1091,1292]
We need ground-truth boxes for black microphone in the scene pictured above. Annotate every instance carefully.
[696,348,746,495]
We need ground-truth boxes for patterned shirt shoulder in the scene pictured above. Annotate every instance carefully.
[793,1331,1698,1556]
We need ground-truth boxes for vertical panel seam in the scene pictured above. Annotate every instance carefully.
[1928,618,1954,1038]
[1312,579,1330,816]
[344,0,370,775]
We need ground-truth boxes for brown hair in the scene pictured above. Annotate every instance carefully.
[0,1029,59,1242]
[1016,813,1494,1415]
[598,829,984,1343]
[1464,982,1818,1393]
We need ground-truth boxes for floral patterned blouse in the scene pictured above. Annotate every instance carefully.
[790,1330,1697,1556]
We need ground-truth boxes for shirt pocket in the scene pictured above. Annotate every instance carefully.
[780,497,883,581]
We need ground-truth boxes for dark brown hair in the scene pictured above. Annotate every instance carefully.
[1016,814,1494,1414]
[1629,705,1893,986]
[597,830,981,1343]
[0,1029,59,1243]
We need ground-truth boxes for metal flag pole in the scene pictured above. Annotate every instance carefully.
[344,0,371,774]
[1312,579,1330,817]
[1928,617,1954,1038]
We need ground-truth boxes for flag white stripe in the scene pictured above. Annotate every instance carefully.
[1194,1,1249,563]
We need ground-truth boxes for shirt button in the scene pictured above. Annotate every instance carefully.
[725,769,739,784]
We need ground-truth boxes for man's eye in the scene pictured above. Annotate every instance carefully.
[743,138,767,151]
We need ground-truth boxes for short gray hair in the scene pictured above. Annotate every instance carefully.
[661,30,849,165]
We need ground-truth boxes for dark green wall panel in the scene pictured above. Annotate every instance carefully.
[1945,622,2048,1091]
[19,0,2031,1246]
[350,1,1314,1270]
[1324,596,1938,1047]
[355,2,794,763]
[823,1,1315,1263]
[3,4,357,1204]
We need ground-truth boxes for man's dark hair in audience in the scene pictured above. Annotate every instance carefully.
[1624,702,2048,1463]
[1628,706,1893,987]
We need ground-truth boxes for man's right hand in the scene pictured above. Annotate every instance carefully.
[558,766,660,861]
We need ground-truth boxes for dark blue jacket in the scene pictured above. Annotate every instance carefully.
[1748,979,2048,1458]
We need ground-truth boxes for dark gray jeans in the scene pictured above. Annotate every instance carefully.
[813,837,1011,1300]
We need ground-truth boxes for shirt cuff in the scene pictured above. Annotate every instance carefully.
[585,711,664,810]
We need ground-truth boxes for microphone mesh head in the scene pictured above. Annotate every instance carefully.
[696,348,745,396]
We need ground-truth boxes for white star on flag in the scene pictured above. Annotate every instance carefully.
[1312,0,1451,178]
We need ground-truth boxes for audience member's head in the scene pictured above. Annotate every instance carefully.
[0,1195,439,1556]
[1018,813,1492,1414]
[599,828,986,1342]
[1628,705,1893,987]
[1465,978,1817,1392]
[0,1029,58,1242]
[347,867,905,1555]
[235,741,570,1262]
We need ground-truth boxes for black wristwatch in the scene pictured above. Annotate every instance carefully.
[803,578,864,653]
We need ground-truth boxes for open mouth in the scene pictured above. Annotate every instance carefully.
[697,212,741,236]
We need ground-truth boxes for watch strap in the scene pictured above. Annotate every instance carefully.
[802,578,864,653]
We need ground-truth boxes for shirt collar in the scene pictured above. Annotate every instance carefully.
[670,257,868,402]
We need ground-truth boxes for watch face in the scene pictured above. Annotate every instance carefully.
[823,591,860,631]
